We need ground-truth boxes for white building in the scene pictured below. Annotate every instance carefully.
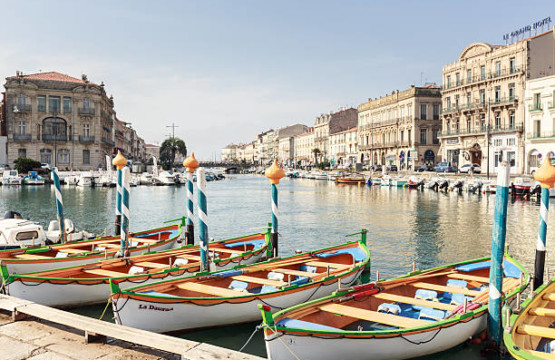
[221,144,237,162]
[293,127,314,167]
[524,74,555,174]
[329,126,357,167]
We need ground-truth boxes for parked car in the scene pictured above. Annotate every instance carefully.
[386,165,398,172]
[434,161,457,173]
[459,163,482,174]
[371,165,382,172]
[417,164,434,172]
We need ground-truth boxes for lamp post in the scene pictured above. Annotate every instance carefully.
[265,160,285,258]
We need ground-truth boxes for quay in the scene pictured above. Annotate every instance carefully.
[0,294,264,360]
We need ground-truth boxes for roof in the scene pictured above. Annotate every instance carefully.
[12,71,89,84]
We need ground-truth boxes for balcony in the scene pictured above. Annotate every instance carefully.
[78,108,95,116]
[438,124,523,137]
[527,131,555,139]
[489,97,518,107]
[79,135,95,143]
[14,104,32,113]
[440,106,458,115]
[101,137,115,146]
[13,134,31,141]
[529,104,542,112]
[489,68,522,80]
[42,134,68,142]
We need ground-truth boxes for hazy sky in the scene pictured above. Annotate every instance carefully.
[1,1,552,160]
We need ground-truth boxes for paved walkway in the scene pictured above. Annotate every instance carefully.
[0,312,180,360]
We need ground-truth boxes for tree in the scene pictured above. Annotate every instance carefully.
[160,137,187,170]
[312,148,321,164]
[14,158,42,174]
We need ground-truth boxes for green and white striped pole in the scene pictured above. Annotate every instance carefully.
[113,151,126,236]
[488,162,510,346]
[265,160,285,258]
[197,167,209,271]
[183,153,199,246]
[533,158,555,290]
[119,167,131,257]
[52,167,66,243]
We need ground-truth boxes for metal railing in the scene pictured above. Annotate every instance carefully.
[15,104,32,113]
[79,135,95,143]
[527,131,555,139]
[489,97,518,106]
[42,134,68,142]
[529,104,542,112]
[101,137,115,146]
[13,134,31,141]
[78,108,95,115]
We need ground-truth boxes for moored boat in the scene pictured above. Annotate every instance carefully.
[23,171,46,185]
[110,238,370,333]
[335,175,365,185]
[2,231,270,307]
[513,177,534,197]
[504,278,555,359]
[2,170,22,185]
[261,255,528,360]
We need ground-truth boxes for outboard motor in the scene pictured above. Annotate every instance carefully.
[454,180,464,194]
[3,210,23,219]
[440,180,449,192]
[531,184,542,201]
[431,181,439,192]
[419,180,426,190]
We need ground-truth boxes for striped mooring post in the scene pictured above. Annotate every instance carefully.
[196,167,209,271]
[487,162,511,346]
[264,160,285,258]
[533,158,555,290]
[52,167,66,243]
[112,151,126,236]
[183,153,199,246]
[119,167,131,256]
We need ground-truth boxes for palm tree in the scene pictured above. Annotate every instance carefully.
[160,137,187,169]
[312,148,321,165]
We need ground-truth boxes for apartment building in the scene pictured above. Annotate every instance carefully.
[221,144,238,162]
[329,126,357,167]
[293,127,314,167]
[314,113,330,162]
[358,86,441,169]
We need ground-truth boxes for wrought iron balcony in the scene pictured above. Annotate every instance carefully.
[101,137,115,146]
[14,104,32,113]
[79,135,95,143]
[42,134,68,142]
[489,97,518,107]
[529,104,542,112]
[78,108,96,116]
[13,134,31,141]
[527,131,555,139]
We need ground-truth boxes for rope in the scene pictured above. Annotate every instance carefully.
[99,298,112,320]
[266,325,301,360]
[238,323,263,352]
[399,327,442,345]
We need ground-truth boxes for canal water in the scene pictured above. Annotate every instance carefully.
[1,175,554,359]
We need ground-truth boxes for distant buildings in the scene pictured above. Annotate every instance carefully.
[2,71,146,170]
[145,143,161,160]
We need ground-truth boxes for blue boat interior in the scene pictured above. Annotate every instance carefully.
[225,238,266,250]
[135,229,179,239]
[316,247,367,262]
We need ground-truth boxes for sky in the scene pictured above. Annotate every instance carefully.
[0,1,552,160]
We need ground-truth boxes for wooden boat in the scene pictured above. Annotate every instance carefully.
[1,231,269,307]
[260,255,528,360]
[110,239,370,333]
[504,278,555,359]
[335,175,365,185]
[0,223,182,277]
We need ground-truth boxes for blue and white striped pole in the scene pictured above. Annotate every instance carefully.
[112,151,126,236]
[533,158,555,290]
[197,168,209,271]
[52,167,66,243]
[119,167,131,256]
[265,160,285,258]
[488,162,510,346]
[183,153,199,246]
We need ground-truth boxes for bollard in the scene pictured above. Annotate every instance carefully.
[119,167,131,257]
[183,153,199,246]
[52,167,66,243]
[264,160,285,258]
[196,168,209,271]
[112,151,126,236]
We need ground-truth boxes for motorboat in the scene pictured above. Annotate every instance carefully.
[23,171,46,185]
[2,170,22,185]
[140,172,156,185]
[312,171,328,180]
[390,177,408,187]
[512,177,533,197]
[64,173,80,186]
[157,171,177,185]
[76,172,97,187]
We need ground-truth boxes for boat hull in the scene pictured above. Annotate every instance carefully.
[112,270,361,333]
[264,314,486,360]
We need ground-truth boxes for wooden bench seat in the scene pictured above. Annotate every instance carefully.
[214,248,246,255]
[132,237,160,244]
[232,275,287,287]
[543,293,555,302]
[305,261,351,270]
[177,282,246,297]
[524,350,555,360]
[273,268,319,278]
[178,254,201,261]
[410,282,481,297]
[447,273,490,283]
[83,269,129,278]
[374,292,457,311]
[319,303,431,328]
[517,324,555,339]
[14,253,50,260]
[529,307,555,317]
[58,248,87,254]
[134,261,168,269]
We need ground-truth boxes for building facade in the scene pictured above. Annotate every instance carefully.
[329,126,357,167]
[293,127,314,167]
[313,114,330,162]
[439,29,554,175]
[221,144,238,162]
[358,86,441,169]
[145,143,160,160]
[4,72,119,170]
[524,74,555,174]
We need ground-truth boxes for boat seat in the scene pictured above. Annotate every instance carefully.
[410,282,481,297]
[450,293,471,306]
[231,275,287,287]
[447,273,490,283]
[374,293,456,311]
[413,289,439,311]
[543,293,555,302]
[229,280,249,292]
[83,269,128,278]
[260,285,278,293]
[442,280,469,303]
[304,261,351,270]
[268,272,285,281]
[58,248,86,254]
[179,254,201,261]
[132,238,159,244]
[272,268,318,278]
[377,303,401,315]
[214,248,245,255]
[319,303,431,329]
[526,350,555,359]
[418,308,446,321]
[133,261,167,269]
[446,279,467,288]
[517,324,555,340]
[529,307,555,317]
[176,282,246,297]
[290,277,309,286]
[14,253,49,260]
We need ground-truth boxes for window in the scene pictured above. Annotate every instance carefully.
[467,117,471,131]
[481,66,486,80]
[42,117,67,137]
[456,118,460,131]
[83,98,90,109]
[58,149,70,164]
[481,114,486,129]
[18,148,26,158]
[467,69,472,83]
[63,97,72,114]
[433,104,439,120]
[534,93,541,109]
[510,57,516,73]
[17,121,26,135]
[83,150,90,164]
[446,75,451,88]
[456,73,460,86]
[533,120,541,137]
[83,124,90,137]
[420,104,427,120]
[495,61,501,77]
[407,104,412,116]
[432,129,439,144]
[455,95,459,108]
[420,129,427,145]
[446,97,451,109]
[37,95,46,112]
[480,89,486,106]
[16,231,39,241]
[495,152,501,167]
[49,96,61,114]
[507,138,516,146]
[509,83,515,100]
[509,110,515,128]
[400,130,404,141]
[495,86,501,102]
[40,149,52,164]
[17,94,26,106]
[408,130,411,144]
[466,92,471,105]
[494,139,503,147]
[495,113,501,129]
